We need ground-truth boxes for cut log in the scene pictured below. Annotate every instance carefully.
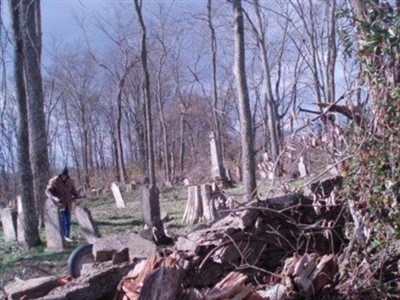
[116,256,183,300]
[206,272,262,300]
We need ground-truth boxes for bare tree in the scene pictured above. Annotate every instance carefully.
[9,0,41,246]
[232,0,257,200]
[21,0,49,227]
[134,0,171,244]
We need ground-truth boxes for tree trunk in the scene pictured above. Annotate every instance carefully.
[134,0,155,186]
[232,0,257,201]
[116,92,126,184]
[9,0,41,247]
[21,0,49,228]
[253,0,280,172]
[156,43,171,185]
[207,0,226,182]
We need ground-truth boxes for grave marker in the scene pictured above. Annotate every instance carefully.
[1,208,18,242]
[44,198,64,251]
[75,206,101,243]
[111,182,126,208]
[209,131,226,180]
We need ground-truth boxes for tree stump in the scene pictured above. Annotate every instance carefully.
[182,186,203,224]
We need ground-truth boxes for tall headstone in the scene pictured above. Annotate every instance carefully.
[44,198,65,251]
[140,185,171,244]
[141,185,161,228]
[209,131,226,180]
[75,206,101,243]
[298,156,308,177]
[1,208,18,242]
[111,182,126,208]
[16,196,26,244]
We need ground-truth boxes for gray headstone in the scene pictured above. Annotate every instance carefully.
[44,198,65,251]
[75,206,101,243]
[141,185,161,227]
[111,182,126,208]
[16,196,26,244]
[209,131,226,180]
[1,208,18,242]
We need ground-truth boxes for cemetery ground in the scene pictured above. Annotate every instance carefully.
[0,182,249,290]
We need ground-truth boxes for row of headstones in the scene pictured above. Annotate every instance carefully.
[0,198,100,251]
[258,153,309,179]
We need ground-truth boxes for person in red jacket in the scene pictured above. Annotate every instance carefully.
[45,167,83,242]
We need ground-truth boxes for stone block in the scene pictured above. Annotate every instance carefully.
[4,276,59,300]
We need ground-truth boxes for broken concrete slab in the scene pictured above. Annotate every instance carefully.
[4,276,60,300]
[92,233,156,262]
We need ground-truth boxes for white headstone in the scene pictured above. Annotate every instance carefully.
[1,208,18,242]
[16,196,26,244]
[209,131,226,179]
[111,182,126,208]
[298,156,308,177]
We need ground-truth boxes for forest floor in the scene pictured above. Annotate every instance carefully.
[0,182,251,290]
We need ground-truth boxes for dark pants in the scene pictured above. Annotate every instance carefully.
[60,208,71,238]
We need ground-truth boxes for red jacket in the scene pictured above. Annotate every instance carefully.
[45,175,81,210]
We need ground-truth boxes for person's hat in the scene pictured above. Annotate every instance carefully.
[60,166,69,176]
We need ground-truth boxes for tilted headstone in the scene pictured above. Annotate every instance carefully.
[44,198,65,251]
[209,131,226,180]
[75,206,101,243]
[111,182,126,208]
[16,196,26,244]
[298,156,308,177]
[1,208,18,242]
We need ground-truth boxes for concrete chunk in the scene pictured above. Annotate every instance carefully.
[4,276,59,300]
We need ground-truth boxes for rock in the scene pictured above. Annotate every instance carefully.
[36,261,136,300]
[112,248,130,264]
[4,276,60,300]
